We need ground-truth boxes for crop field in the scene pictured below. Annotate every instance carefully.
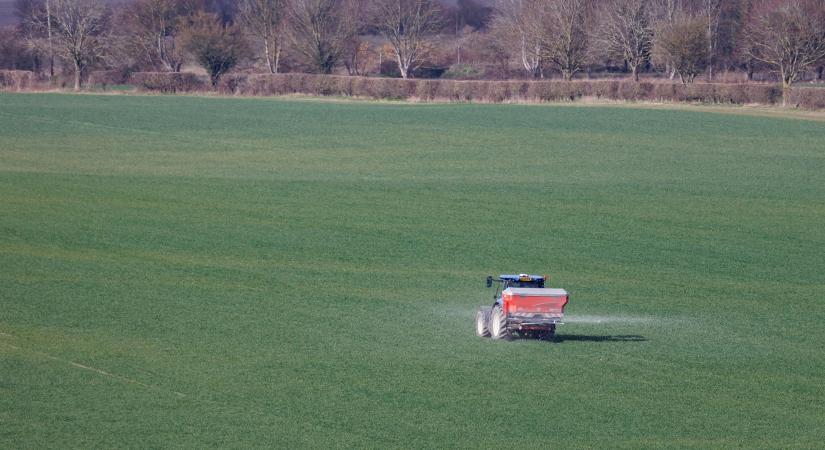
[1,93,824,448]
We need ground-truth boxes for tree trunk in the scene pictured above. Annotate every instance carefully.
[818,66,824,82]
[73,60,81,91]
[632,65,639,82]
[779,67,796,107]
[30,50,39,76]
[158,34,165,71]
[397,53,409,79]
[274,45,281,75]
[46,0,54,78]
[782,70,791,107]
[264,38,274,74]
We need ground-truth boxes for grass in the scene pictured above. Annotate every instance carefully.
[1,92,824,448]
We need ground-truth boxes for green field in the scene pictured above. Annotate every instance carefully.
[1,93,824,448]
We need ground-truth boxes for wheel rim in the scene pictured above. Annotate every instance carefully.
[491,312,500,336]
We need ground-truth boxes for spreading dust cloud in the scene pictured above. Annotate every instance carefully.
[563,315,660,325]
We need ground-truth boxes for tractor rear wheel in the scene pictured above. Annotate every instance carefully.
[475,307,491,338]
[490,305,510,340]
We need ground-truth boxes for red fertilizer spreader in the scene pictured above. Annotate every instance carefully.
[475,274,569,340]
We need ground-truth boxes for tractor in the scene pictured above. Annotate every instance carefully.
[475,274,569,340]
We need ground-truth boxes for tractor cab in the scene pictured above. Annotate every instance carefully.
[486,274,546,290]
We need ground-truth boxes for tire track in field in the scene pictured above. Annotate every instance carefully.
[0,332,186,398]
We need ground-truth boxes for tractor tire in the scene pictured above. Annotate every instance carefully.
[490,305,510,340]
[475,307,491,338]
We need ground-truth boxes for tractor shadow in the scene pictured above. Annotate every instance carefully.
[548,334,647,343]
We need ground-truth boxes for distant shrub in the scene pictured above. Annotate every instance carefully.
[88,69,131,87]
[652,82,684,101]
[415,80,439,100]
[787,87,825,110]
[618,81,657,101]
[129,72,208,93]
[0,70,34,90]
[126,72,804,109]
[442,64,486,80]
[743,84,782,105]
[525,81,588,102]
[589,80,620,99]
[365,77,415,99]
[454,81,480,101]
[684,83,716,102]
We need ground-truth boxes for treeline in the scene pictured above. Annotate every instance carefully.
[1,0,824,91]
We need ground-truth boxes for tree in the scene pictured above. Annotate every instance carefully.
[652,0,682,24]
[492,0,543,77]
[120,0,188,72]
[0,26,35,70]
[650,0,682,79]
[238,0,288,74]
[289,0,358,74]
[15,0,47,75]
[48,0,109,90]
[701,0,723,80]
[180,11,250,85]
[343,37,373,75]
[654,13,709,82]
[600,0,654,81]
[371,0,441,78]
[744,0,825,92]
[533,0,595,80]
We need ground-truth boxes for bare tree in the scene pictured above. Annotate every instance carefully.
[744,0,825,93]
[371,0,441,79]
[180,11,250,85]
[652,0,682,23]
[600,0,654,81]
[532,0,595,80]
[238,0,288,74]
[343,37,373,75]
[48,0,109,90]
[650,0,682,78]
[492,0,543,77]
[654,12,709,82]
[15,0,46,75]
[289,0,358,74]
[701,0,723,80]
[120,0,188,72]
[45,0,54,76]
[0,26,35,70]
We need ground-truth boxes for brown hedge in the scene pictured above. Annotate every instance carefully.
[786,87,825,110]
[88,69,131,86]
[123,72,824,109]
[0,70,34,90]
[129,72,208,93]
